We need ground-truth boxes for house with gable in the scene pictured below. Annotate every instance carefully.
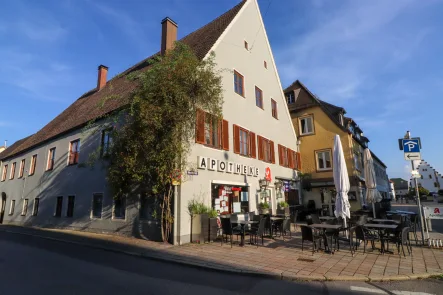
[283,80,388,213]
[0,0,300,244]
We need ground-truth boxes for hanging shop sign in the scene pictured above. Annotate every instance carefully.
[197,156,259,177]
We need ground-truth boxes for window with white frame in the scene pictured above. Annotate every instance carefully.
[21,199,28,216]
[9,200,15,215]
[354,153,361,171]
[316,150,332,170]
[9,162,16,180]
[299,116,314,135]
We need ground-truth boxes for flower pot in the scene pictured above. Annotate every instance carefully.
[191,213,208,243]
[277,207,290,216]
[259,208,270,215]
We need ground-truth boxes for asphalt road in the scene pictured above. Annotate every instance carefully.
[0,230,441,295]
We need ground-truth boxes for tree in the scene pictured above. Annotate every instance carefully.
[409,186,430,197]
[106,42,223,242]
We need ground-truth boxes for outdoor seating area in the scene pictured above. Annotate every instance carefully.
[215,209,419,260]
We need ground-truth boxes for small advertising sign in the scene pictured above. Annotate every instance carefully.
[424,207,443,219]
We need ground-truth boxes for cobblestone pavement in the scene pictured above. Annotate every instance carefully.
[1,224,442,282]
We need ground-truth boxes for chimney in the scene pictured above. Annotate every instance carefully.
[97,65,108,90]
[161,17,178,55]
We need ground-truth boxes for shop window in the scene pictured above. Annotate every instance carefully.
[316,150,332,171]
[212,184,249,214]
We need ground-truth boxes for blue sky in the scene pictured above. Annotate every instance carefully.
[1,0,443,180]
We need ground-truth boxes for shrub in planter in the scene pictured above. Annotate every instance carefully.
[188,200,210,243]
[258,202,270,215]
[208,209,219,242]
[277,201,290,216]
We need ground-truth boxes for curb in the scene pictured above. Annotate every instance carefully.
[1,227,441,282]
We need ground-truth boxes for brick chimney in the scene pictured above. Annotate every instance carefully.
[161,17,178,55]
[97,65,108,90]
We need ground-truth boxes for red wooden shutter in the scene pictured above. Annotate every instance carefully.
[270,141,275,163]
[222,119,229,151]
[278,144,283,166]
[296,152,302,170]
[257,136,263,160]
[74,152,79,164]
[250,132,256,158]
[288,149,294,169]
[195,109,205,144]
[233,124,240,154]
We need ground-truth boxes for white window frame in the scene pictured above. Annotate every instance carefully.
[299,116,314,135]
[21,199,28,216]
[112,195,127,221]
[29,154,37,176]
[316,150,332,171]
[67,138,81,166]
[1,164,7,181]
[46,147,56,171]
[90,192,104,220]
[18,159,25,178]
[9,200,15,215]
[9,162,16,180]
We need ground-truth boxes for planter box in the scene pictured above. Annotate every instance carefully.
[277,207,290,216]
[259,208,270,215]
[208,218,218,242]
[191,213,208,243]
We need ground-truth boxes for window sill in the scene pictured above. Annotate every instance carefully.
[28,173,35,176]
[235,92,245,98]
[317,168,332,172]
[46,168,54,172]
[67,163,78,166]
[299,132,315,136]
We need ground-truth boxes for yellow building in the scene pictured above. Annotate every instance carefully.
[284,80,370,213]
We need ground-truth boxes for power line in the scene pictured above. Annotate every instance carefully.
[250,0,274,52]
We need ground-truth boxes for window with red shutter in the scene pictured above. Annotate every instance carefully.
[222,120,229,151]
[250,132,256,158]
[270,141,275,164]
[257,136,263,160]
[296,152,302,170]
[278,144,283,165]
[233,125,240,154]
[288,149,294,169]
[195,109,205,144]
[239,128,250,156]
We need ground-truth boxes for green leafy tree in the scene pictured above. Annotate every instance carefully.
[107,42,223,242]
[409,186,430,197]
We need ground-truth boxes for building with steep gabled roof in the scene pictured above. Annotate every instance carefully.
[0,0,301,244]
[410,160,443,193]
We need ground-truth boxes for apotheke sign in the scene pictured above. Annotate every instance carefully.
[197,156,259,177]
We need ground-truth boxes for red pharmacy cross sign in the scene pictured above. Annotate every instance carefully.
[435,208,440,214]
[265,167,272,182]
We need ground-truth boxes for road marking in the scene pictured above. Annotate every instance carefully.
[350,286,387,294]
[350,286,435,295]
[392,291,435,295]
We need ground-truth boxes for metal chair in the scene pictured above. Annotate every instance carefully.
[248,218,266,247]
[301,225,322,254]
[220,218,242,248]
[355,225,378,253]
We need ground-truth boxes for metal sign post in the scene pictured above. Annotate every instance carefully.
[399,131,425,245]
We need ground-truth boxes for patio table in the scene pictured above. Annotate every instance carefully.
[235,220,259,246]
[319,216,336,221]
[309,224,342,253]
[364,223,398,254]
[371,219,400,225]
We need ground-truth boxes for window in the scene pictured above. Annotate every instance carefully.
[92,193,103,219]
[244,40,248,50]
[429,175,433,179]
[195,110,229,150]
[233,125,255,158]
[47,148,56,171]
[354,153,361,171]
[9,162,16,179]
[204,113,221,148]
[68,139,80,165]
[18,159,25,178]
[234,71,244,96]
[349,125,355,134]
[101,130,112,157]
[435,182,438,188]
[287,92,295,104]
[271,99,278,119]
[21,199,28,216]
[54,196,63,217]
[257,136,274,163]
[113,196,126,220]
[32,198,40,216]
[264,60,267,69]
[255,86,263,109]
[421,175,423,179]
[316,150,332,171]
[67,196,75,217]
[299,116,314,135]
[278,145,289,167]
[240,128,249,156]
[29,155,37,175]
[1,164,7,181]
[9,200,15,215]
[339,114,344,126]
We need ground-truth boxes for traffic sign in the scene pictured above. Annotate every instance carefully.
[403,139,420,153]
[404,152,421,161]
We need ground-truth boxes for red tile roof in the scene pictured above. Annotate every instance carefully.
[1,1,246,161]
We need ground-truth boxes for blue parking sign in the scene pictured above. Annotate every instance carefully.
[403,139,420,153]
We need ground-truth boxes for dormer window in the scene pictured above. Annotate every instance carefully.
[349,125,354,134]
[286,92,295,104]
[339,114,344,126]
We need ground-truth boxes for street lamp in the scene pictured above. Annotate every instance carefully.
[259,178,270,191]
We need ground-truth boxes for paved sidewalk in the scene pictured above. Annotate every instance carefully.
[1,225,442,282]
